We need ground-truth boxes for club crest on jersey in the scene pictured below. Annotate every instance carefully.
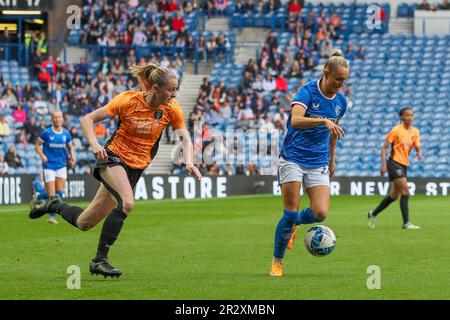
[335,105,341,117]
[155,110,163,119]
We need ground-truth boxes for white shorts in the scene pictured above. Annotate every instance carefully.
[43,167,67,183]
[277,157,330,189]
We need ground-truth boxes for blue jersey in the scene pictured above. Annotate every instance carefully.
[39,127,72,170]
[280,79,347,168]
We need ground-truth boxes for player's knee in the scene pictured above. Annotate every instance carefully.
[77,220,94,231]
[312,208,328,222]
[122,198,134,214]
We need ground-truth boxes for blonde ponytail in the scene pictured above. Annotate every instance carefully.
[129,63,175,88]
[324,49,349,73]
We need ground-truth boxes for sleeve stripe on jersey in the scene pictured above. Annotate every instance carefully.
[291,102,308,110]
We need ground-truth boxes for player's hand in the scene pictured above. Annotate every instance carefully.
[186,164,202,180]
[67,158,75,169]
[417,152,422,161]
[325,120,345,139]
[92,143,108,160]
[329,161,335,178]
[380,164,387,177]
[40,155,48,163]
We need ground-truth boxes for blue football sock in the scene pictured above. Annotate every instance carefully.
[37,192,49,200]
[273,210,297,259]
[295,207,324,225]
[56,191,64,198]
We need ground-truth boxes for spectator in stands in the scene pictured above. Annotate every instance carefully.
[0,154,8,174]
[36,31,48,55]
[320,41,332,58]
[0,115,10,137]
[13,103,27,125]
[417,0,432,10]
[315,26,329,42]
[288,0,302,17]
[172,10,186,31]
[252,74,264,92]
[22,83,35,101]
[329,10,343,30]
[132,27,148,46]
[304,8,318,32]
[110,58,125,77]
[355,46,367,60]
[197,35,208,63]
[0,94,10,110]
[5,145,22,168]
[158,0,170,12]
[214,0,228,15]
[265,0,280,12]
[438,0,450,9]
[275,73,288,92]
[169,0,180,11]
[41,55,58,75]
[98,56,112,75]
[3,84,18,107]
[38,66,51,88]
[207,35,218,60]
[16,129,29,148]
[94,121,107,141]
[24,117,41,143]
[266,31,278,50]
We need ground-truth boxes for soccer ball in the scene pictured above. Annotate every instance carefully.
[304,225,336,257]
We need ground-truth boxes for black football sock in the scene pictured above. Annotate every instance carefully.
[372,195,396,216]
[94,209,128,262]
[51,203,84,228]
[400,195,410,225]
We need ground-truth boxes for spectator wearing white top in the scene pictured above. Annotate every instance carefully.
[132,28,147,46]
[0,154,8,174]
[262,74,276,92]
[160,55,171,68]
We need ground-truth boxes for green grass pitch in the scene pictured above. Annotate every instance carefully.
[0,195,449,300]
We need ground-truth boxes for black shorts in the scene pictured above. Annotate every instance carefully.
[93,149,144,190]
[387,159,408,182]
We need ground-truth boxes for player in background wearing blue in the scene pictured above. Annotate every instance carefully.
[270,50,349,276]
[30,172,48,209]
[34,111,75,224]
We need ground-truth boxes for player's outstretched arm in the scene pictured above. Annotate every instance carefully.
[80,107,111,161]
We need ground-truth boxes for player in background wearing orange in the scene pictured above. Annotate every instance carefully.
[368,107,421,230]
[29,63,202,278]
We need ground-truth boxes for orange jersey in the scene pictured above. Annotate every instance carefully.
[386,124,420,166]
[103,91,185,169]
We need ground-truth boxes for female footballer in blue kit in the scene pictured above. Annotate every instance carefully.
[34,111,75,224]
[270,50,349,276]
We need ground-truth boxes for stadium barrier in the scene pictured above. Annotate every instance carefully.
[1,175,450,205]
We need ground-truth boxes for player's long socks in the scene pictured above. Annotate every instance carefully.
[295,207,324,225]
[371,195,396,216]
[48,201,84,228]
[37,192,49,200]
[273,210,297,259]
[400,195,409,225]
[94,209,128,262]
